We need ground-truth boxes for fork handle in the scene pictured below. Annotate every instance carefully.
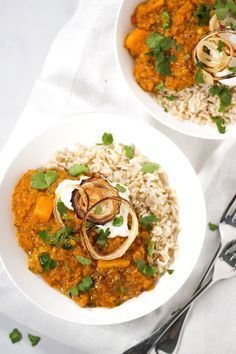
[122,278,212,354]
[154,246,221,354]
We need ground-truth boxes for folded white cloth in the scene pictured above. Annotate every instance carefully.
[1,1,236,353]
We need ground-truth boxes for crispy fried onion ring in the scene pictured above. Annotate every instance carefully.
[81,196,138,260]
[54,176,119,227]
[193,29,236,83]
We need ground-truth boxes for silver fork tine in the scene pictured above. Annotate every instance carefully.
[221,194,236,222]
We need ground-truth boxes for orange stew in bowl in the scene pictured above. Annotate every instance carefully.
[12,170,158,308]
[125,0,214,91]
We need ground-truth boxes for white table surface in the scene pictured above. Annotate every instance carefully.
[0,0,224,353]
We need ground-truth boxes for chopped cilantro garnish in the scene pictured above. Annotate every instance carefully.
[161,11,171,29]
[139,214,160,231]
[78,276,93,292]
[28,334,41,347]
[195,68,205,83]
[215,0,236,20]
[211,116,226,134]
[176,44,183,52]
[146,32,176,76]
[167,94,177,101]
[119,286,129,294]
[57,199,67,218]
[228,66,236,73]
[217,40,225,52]
[194,3,212,25]
[141,162,159,174]
[116,183,127,193]
[68,286,79,297]
[96,228,110,246]
[95,205,103,215]
[30,170,58,190]
[9,328,22,344]
[38,230,52,243]
[155,81,165,91]
[164,107,168,112]
[76,255,92,265]
[124,145,135,159]
[208,222,219,231]
[100,132,113,145]
[39,253,56,272]
[112,215,124,227]
[209,85,232,112]
[167,269,174,274]
[147,240,155,256]
[68,164,89,176]
[196,61,204,68]
[135,259,156,277]
[184,53,190,60]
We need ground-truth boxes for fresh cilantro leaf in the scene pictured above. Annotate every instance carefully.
[57,199,67,218]
[141,162,159,174]
[112,215,124,227]
[124,145,135,159]
[155,81,165,91]
[147,240,155,256]
[209,85,232,112]
[214,0,228,20]
[119,286,129,294]
[196,61,204,68]
[9,328,22,344]
[68,286,79,297]
[194,3,212,25]
[164,107,168,112]
[146,33,163,49]
[116,184,127,193]
[96,228,110,246]
[167,95,177,101]
[195,68,205,83]
[176,44,183,52]
[30,170,58,190]
[101,132,113,145]
[38,230,52,243]
[228,66,236,73]
[167,269,174,274]
[95,205,103,215]
[78,276,93,292]
[208,222,219,231]
[139,214,160,231]
[28,334,41,347]
[156,59,171,76]
[211,116,226,134]
[160,38,175,51]
[184,53,190,60]
[68,164,89,176]
[87,303,97,307]
[161,11,171,30]
[76,255,92,265]
[39,253,56,272]
[217,40,225,52]
[53,226,75,249]
[135,259,156,277]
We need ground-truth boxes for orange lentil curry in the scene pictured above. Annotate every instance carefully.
[125,0,214,91]
[12,169,159,308]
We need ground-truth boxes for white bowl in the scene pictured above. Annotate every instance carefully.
[115,0,236,139]
[0,113,206,324]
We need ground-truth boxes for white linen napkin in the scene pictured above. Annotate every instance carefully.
[1,1,236,353]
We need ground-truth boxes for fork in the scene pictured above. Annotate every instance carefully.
[123,194,236,354]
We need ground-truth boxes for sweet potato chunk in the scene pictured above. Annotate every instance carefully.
[33,196,53,222]
[97,259,130,270]
[125,28,149,57]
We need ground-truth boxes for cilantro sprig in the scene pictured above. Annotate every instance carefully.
[209,85,232,112]
[9,328,22,343]
[30,170,58,190]
[146,32,176,77]
[135,259,156,277]
[139,214,160,231]
[214,0,236,20]
[39,253,56,272]
[68,164,89,176]
[68,276,93,297]
[194,3,212,25]
[96,228,110,246]
[211,116,226,134]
